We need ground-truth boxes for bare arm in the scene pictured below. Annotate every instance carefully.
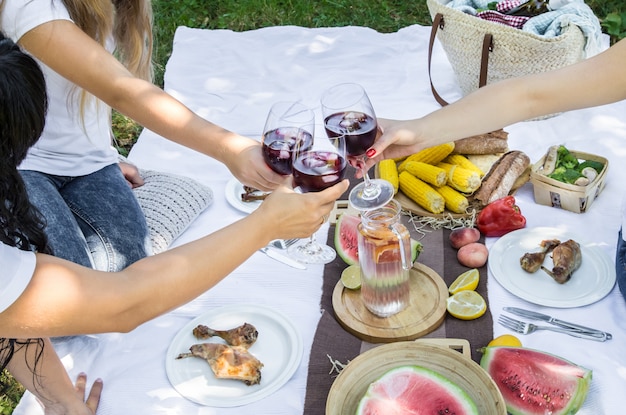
[18,20,283,191]
[0,180,348,338]
[6,338,101,414]
[366,38,626,166]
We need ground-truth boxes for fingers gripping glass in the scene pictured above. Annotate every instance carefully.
[288,135,347,264]
[321,83,394,211]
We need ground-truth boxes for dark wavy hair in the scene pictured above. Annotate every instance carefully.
[0,31,49,391]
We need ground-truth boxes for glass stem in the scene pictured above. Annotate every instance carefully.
[359,156,380,200]
[305,235,321,253]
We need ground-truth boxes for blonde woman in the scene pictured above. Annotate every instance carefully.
[0,0,287,271]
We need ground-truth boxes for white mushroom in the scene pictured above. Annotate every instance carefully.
[574,177,590,186]
[581,167,598,182]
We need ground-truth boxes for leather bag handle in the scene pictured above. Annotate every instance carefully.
[428,12,493,107]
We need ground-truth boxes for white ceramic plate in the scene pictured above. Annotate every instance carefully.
[165,304,303,407]
[225,177,264,213]
[488,227,616,308]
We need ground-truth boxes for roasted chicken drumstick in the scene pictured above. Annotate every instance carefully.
[541,239,582,284]
[520,239,561,273]
[176,343,263,386]
[192,322,258,348]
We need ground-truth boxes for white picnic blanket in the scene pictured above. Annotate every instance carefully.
[15,24,625,414]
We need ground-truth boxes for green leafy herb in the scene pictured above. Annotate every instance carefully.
[547,145,604,184]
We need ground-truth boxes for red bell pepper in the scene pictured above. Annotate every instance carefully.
[476,196,526,237]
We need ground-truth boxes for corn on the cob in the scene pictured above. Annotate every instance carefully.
[398,142,455,172]
[436,185,469,214]
[378,159,399,194]
[399,171,445,214]
[437,162,481,193]
[443,154,485,177]
[404,161,447,187]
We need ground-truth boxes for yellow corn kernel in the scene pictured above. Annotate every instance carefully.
[444,154,485,177]
[399,171,445,214]
[437,162,481,193]
[378,159,399,194]
[403,161,447,187]
[398,142,455,172]
[436,185,469,214]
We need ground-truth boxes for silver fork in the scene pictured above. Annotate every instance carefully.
[270,238,299,250]
[498,315,606,341]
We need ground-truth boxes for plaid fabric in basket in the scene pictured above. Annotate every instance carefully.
[477,0,529,28]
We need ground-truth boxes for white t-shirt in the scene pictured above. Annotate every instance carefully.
[1,0,119,176]
[0,243,36,314]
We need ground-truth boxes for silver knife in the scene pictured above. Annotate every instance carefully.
[259,246,307,270]
[503,307,612,340]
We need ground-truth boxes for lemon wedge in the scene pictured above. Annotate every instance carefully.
[446,290,486,320]
[448,268,479,295]
[488,334,522,347]
[341,264,361,290]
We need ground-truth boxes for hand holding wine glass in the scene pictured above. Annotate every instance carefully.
[321,83,394,211]
[288,134,348,264]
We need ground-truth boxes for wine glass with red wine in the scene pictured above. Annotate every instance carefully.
[262,101,315,176]
[321,83,394,211]
[288,135,347,264]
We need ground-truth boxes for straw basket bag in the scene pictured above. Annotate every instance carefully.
[426,0,586,106]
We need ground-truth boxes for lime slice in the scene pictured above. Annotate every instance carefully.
[448,268,479,295]
[446,290,486,320]
[341,264,361,290]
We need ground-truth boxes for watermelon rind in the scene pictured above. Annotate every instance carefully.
[356,365,479,415]
[335,213,361,265]
[480,346,592,415]
[334,213,423,266]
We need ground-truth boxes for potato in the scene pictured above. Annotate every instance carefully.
[457,242,489,268]
[449,227,481,249]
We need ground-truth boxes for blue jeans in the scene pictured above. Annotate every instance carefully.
[617,229,626,302]
[20,164,151,271]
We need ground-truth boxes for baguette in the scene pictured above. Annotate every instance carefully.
[452,129,509,155]
[470,150,530,208]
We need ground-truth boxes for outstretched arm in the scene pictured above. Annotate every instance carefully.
[18,20,282,192]
[364,38,626,168]
[0,179,349,338]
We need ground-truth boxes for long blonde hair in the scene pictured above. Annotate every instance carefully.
[63,0,154,81]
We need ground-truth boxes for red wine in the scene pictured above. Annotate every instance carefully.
[324,111,376,157]
[262,127,313,175]
[293,151,346,192]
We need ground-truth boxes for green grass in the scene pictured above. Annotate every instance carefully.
[4,1,625,413]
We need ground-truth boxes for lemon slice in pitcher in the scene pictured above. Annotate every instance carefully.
[448,268,479,295]
[446,290,486,320]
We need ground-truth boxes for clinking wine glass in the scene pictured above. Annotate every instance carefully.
[321,83,394,211]
[262,101,315,175]
[288,135,348,264]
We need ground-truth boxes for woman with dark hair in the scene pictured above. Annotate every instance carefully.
[0,32,348,413]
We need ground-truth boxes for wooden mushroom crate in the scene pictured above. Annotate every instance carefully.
[530,150,608,213]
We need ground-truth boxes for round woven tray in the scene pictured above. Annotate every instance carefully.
[326,341,507,415]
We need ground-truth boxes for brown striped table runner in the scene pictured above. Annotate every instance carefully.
[303,208,493,414]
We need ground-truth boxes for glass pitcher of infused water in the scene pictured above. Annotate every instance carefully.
[358,199,412,317]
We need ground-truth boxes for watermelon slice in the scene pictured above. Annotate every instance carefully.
[480,346,592,415]
[356,365,479,415]
[334,213,422,266]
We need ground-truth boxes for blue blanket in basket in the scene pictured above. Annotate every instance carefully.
[443,0,603,57]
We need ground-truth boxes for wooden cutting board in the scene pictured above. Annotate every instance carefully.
[332,262,448,342]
